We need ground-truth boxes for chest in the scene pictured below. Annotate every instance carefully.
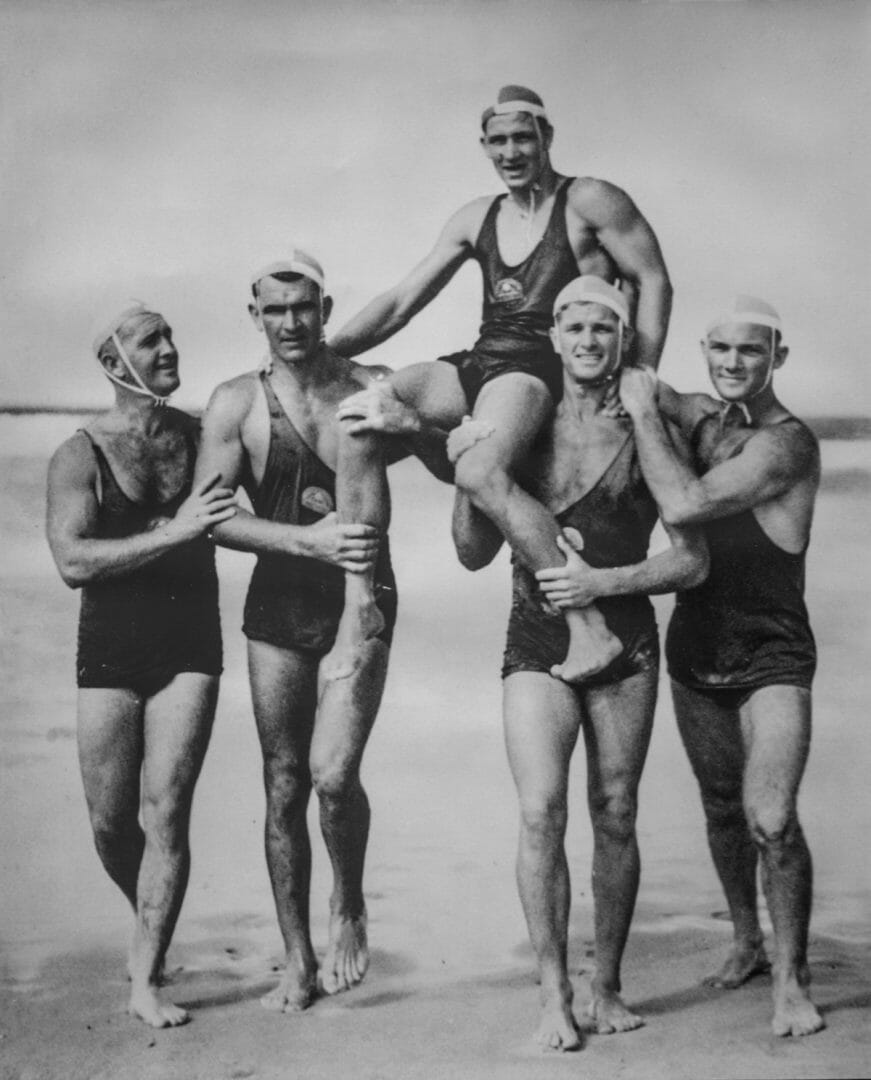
[531,421,633,512]
[695,423,754,473]
[100,429,192,504]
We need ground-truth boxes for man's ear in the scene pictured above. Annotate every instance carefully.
[248,298,263,332]
[621,325,635,356]
[549,324,560,353]
[321,294,333,325]
[773,345,788,370]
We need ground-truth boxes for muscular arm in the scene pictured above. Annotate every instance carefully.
[452,490,504,570]
[46,435,235,589]
[195,380,377,568]
[571,179,672,370]
[328,202,482,358]
[620,368,819,526]
[536,422,708,606]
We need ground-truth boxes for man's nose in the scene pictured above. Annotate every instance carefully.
[158,335,176,357]
[281,307,298,330]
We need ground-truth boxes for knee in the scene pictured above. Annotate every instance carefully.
[263,758,312,817]
[745,800,798,849]
[141,789,190,854]
[589,789,637,845]
[454,452,510,510]
[89,810,139,856]
[518,794,567,845]
[701,784,746,830]
[338,417,381,464]
[310,755,358,805]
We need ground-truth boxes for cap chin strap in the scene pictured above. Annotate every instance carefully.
[100,331,171,407]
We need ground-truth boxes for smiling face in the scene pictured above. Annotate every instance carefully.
[248,274,331,367]
[480,112,551,192]
[550,301,627,385]
[111,311,179,396]
[702,321,786,402]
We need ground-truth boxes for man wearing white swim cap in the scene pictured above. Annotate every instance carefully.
[332,84,672,685]
[453,276,707,1050]
[46,303,237,1028]
[619,299,824,1038]
[193,252,451,1011]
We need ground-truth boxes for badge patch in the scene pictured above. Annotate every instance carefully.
[302,486,334,516]
[493,277,525,306]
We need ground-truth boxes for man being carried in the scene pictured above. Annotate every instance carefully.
[619,297,824,1037]
[46,301,237,1027]
[332,85,671,683]
[194,250,447,1011]
[452,277,707,1050]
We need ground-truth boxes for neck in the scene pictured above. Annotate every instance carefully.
[731,383,783,426]
[113,389,172,434]
[270,343,336,391]
[507,163,560,209]
[560,375,612,421]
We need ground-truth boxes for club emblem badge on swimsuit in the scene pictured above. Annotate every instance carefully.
[302,486,334,516]
[493,277,525,307]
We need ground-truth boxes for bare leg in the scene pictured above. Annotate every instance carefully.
[127,672,217,1028]
[249,641,320,1012]
[77,688,145,910]
[740,686,823,1037]
[312,640,390,993]
[453,375,621,684]
[504,672,582,1052]
[672,681,770,988]
[582,669,656,1034]
[326,362,465,679]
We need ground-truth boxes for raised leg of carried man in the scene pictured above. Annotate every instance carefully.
[673,681,823,1036]
[330,363,620,681]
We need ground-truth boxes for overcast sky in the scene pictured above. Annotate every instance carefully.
[1,0,868,414]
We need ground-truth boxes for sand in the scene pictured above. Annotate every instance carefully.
[1,416,869,1080]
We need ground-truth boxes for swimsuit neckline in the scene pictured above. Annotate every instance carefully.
[492,178,569,273]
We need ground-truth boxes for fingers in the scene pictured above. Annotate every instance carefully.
[204,506,237,525]
[562,527,584,552]
[535,566,566,582]
[193,471,224,495]
[339,523,378,539]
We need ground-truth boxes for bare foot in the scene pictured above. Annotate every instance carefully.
[704,941,771,989]
[261,961,319,1013]
[321,601,385,682]
[550,607,622,684]
[587,990,644,1034]
[321,910,369,995]
[128,983,189,1028]
[771,968,824,1037]
[534,987,581,1052]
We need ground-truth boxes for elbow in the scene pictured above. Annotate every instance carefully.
[456,546,494,572]
[682,549,710,589]
[57,561,88,589]
[660,499,696,528]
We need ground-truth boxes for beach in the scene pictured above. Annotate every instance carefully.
[1,414,869,1080]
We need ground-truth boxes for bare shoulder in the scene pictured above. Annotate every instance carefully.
[762,416,820,472]
[567,176,637,224]
[203,370,261,423]
[348,359,393,389]
[449,195,495,242]
[48,429,97,488]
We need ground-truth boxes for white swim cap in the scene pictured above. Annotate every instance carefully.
[89,298,171,406]
[250,248,325,292]
[90,299,151,358]
[552,275,630,325]
[481,85,548,129]
[705,295,782,337]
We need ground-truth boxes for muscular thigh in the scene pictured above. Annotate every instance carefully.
[248,639,319,767]
[390,362,468,429]
[672,680,744,800]
[739,685,812,814]
[582,668,657,803]
[142,672,219,804]
[77,687,144,818]
[468,373,553,471]
[503,672,582,804]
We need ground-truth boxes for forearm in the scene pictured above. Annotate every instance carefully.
[330,295,408,359]
[55,526,190,588]
[584,544,706,600]
[210,507,314,557]
[631,405,703,523]
[633,272,672,370]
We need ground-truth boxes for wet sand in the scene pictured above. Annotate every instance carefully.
[1,417,870,1079]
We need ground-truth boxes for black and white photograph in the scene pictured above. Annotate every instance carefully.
[1,2,869,1077]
